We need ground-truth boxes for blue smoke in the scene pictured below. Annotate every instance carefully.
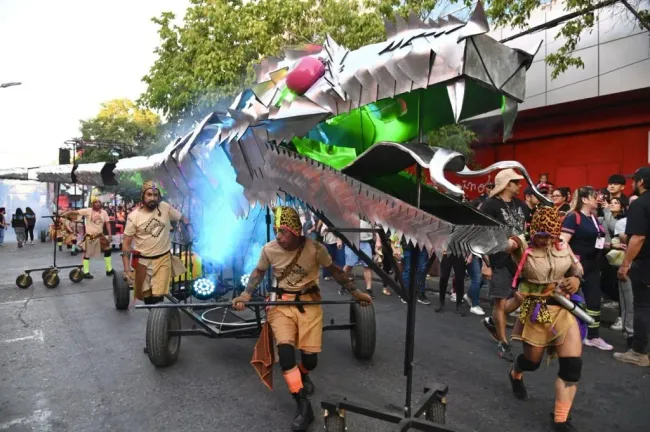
[193,146,269,282]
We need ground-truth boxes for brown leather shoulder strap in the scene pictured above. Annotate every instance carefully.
[275,239,306,284]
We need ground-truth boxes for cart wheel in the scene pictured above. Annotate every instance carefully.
[42,269,53,281]
[324,413,346,431]
[16,274,33,289]
[349,302,376,359]
[146,307,181,367]
[43,272,60,289]
[424,398,446,424]
[69,268,84,283]
[40,230,47,243]
[113,271,131,310]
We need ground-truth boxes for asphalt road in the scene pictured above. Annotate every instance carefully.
[0,242,648,432]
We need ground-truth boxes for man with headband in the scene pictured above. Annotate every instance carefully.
[232,206,372,431]
[121,181,192,304]
[62,197,113,279]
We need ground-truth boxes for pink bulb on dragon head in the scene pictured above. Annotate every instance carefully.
[286,56,326,96]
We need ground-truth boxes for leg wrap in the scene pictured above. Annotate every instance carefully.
[558,357,582,383]
[514,354,541,373]
[299,352,318,372]
[278,344,297,372]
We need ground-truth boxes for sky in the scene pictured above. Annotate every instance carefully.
[0,0,189,169]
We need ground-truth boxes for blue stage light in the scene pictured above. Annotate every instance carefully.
[192,278,216,300]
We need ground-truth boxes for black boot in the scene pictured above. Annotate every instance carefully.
[83,273,94,279]
[301,373,315,396]
[291,389,314,431]
[550,413,578,431]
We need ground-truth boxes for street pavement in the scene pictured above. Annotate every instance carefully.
[0,242,648,432]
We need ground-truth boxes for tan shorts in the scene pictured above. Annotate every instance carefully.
[134,254,172,300]
[267,292,323,353]
[83,235,110,258]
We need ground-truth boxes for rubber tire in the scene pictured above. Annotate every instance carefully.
[324,414,346,432]
[40,230,47,243]
[145,307,181,367]
[69,268,84,283]
[113,271,130,310]
[42,269,53,281]
[43,273,60,289]
[350,302,376,359]
[16,274,33,289]
[425,399,446,424]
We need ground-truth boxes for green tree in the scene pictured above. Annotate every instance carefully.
[140,0,444,131]
[426,123,477,159]
[141,0,649,127]
[77,98,162,163]
[488,0,650,79]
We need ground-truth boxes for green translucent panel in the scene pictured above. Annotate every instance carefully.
[292,82,503,169]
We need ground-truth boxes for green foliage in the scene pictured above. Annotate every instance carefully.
[140,0,650,132]
[77,99,162,163]
[139,0,458,132]
[488,0,650,80]
[426,123,477,158]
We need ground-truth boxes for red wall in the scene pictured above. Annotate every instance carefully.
[451,88,650,199]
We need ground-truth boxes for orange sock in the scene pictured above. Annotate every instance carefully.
[511,369,523,380]
[283,367,303,394]
[298,363,309,375]
[554,400,572,423]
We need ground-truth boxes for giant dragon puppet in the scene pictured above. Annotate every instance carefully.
[0,2,547,261]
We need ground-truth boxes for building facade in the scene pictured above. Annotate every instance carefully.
[449,0,650,198]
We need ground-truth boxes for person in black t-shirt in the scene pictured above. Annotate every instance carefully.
[614,166,650,367]
[11,208,28,248]
[24,207,36,245]
[479,169,529,362]
[560,186,613,351]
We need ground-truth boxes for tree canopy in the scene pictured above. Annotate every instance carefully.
[139,0,650,130]
[77,98,162,163]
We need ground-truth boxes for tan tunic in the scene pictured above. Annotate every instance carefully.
[510,236,581,347]
[124,202,182,298]
[257,238,332,352]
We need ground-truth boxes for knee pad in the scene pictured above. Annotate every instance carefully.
[277,344,297,372]
[558,357,582,383]
[515,354,541,372]
[300,352,318,371]
[104,250,112,258]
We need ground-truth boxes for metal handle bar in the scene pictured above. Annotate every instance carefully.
[135,300,362,310]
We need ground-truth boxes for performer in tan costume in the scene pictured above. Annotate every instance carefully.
[121,181,191,304]
[62,198,113,279]
[232,206,372,431]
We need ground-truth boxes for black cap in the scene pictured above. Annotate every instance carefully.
[608,174,626,185]
[524,186,547,196]
[628,166,650,182]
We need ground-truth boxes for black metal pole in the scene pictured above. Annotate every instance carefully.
[53,182,60,268]
[265,206,272,295]
[404,164,423,418]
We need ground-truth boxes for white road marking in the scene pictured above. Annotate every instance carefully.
[0,299,29,306]
[1,329,44,344]
[0,409,52,431]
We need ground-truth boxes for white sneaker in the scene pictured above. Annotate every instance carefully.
[584,337,614,351]
[469,306,485,316]
[610,317,623,331]
[30,241,34,245]
[449,293,457,302]
[463,294,471,304]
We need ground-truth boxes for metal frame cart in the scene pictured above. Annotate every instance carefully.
[16,182,84,289]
